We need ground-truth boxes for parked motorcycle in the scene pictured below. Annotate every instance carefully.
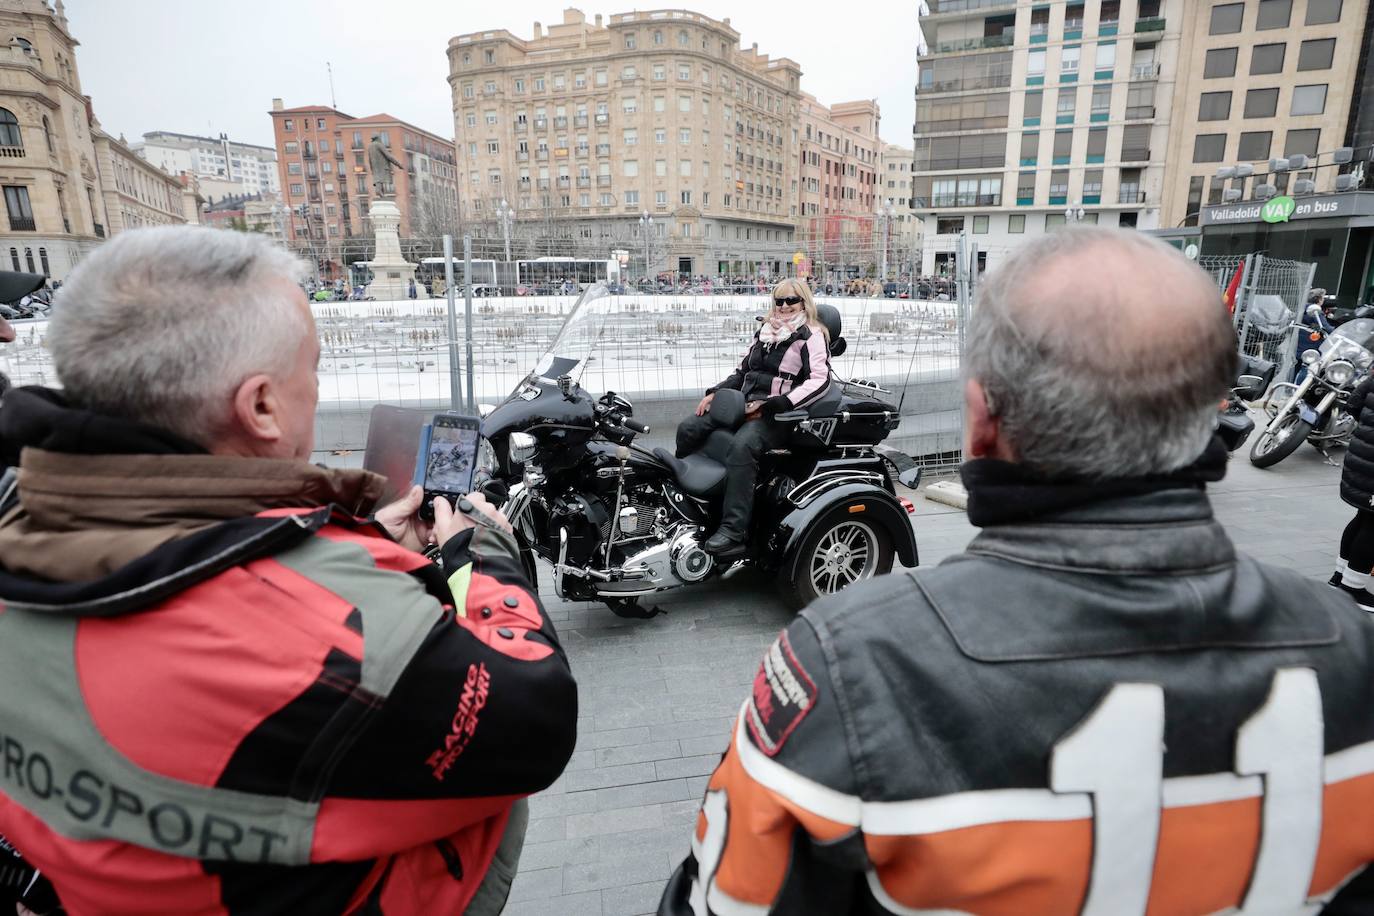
[478,284,921,616]
[1250,318,1374,467]
[1216,355,1275,453]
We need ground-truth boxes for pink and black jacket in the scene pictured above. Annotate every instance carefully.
[707,324,831,416]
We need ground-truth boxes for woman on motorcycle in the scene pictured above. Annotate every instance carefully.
[676,278,832,557]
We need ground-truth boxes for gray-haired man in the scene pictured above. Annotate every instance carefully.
[661,227,1374,914]
[0,226,576,912]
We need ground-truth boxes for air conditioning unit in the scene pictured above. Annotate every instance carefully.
[1268,158,1289,173]
[1254,184,1277,199]
[1222,188,1243,202]
[1288,154,1312,171]
[1293,178,1317,194]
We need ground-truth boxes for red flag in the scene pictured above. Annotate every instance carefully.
[1223,263,1244,315]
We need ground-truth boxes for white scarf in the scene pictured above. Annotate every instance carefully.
[758,311,807,346]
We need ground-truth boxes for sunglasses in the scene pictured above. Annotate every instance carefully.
[773,296,804,307]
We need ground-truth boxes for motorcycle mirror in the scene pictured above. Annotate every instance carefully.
[558,375,574,397]
[1310,332,1322,342]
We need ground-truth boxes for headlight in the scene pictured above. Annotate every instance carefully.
[477,437,498,474]
[509,431,537,467]
[1325,359,1356,387]
[1302,348,1321,365]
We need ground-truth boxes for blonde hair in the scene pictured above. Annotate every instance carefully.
[770,278,827,340]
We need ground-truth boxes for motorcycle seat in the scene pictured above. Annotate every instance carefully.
[653,429,733,499]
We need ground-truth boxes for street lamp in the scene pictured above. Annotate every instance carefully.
[639,211,654,283]
[1065,205,1087,223]
[496,198,515,264]
[879,202,896,281]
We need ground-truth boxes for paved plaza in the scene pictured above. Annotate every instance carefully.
[505,436,1354,916]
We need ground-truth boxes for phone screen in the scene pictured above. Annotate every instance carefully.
[424,416,480,496]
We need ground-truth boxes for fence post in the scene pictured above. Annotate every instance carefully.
[443,234,463,410]
[464,234,476,412]
[1236,254,1259,355]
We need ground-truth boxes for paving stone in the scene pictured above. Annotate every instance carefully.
[507,866,565,902]
[593,778,692,810]
[566,803,664,839]
[503,891,604,916]
[524,816,567,844]
[648,716,738,743]
[526,789,599,819]
[583,726,652,749]
[654,754,721,780]
[563,850,670,894]
[603,880,670,916]
[595,739,683,767]
[519,836,601,870]
[563,761,659,793]
[677,734,731,758]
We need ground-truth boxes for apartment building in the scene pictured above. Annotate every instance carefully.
[796,95,883,277]
[133,130,279,197]
[0,0,196,281]
[447,8,804,277]
[267,100,460,277]
[1160,0,1369,227]
[879,142,925,273]
[912,0,1179,275]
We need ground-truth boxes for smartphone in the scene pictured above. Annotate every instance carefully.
[418,413,482,522]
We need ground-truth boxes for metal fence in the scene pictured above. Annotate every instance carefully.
[0,290,967,469]
[1200,253,1318,383]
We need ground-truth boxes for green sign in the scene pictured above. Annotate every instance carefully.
[1260,196,1297,224]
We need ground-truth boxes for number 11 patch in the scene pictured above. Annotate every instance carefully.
[746,632,818,756]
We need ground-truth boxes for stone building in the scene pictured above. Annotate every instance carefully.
[878,142,924,277]
[1159,0,1370,227]
[447,8,806,278]
[133,130,279,198]
[0,0,196,281]
[267,101,460,279]
[796,94,883,279]
[912,0,1179,275]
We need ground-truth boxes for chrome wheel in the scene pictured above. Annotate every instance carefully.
[809,521,879,595]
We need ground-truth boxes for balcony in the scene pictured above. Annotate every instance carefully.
[927,32,1014,54]
[597,175,611,186]
[0,143,23,161]
[517,150,529,161]
[594,113,609,125]
[1131,62,1161,80]
[515,120,528,131]
[1099,18,1120,35]
[577,176,591,187]
[1124,105,1156,120]
[1120,147,1151,162]
[93,222,105,238]
[553,117,568,128]
[925,0,1016,13]
[557,176,570,187]
[536,149,549,160]
[533,118,547,130]
[537,179,551,189]
[596,143,611,155]
[574,115,589,128]
[1118,187,1146,204]
[1136,16,1165,32]
[302,150,316,160]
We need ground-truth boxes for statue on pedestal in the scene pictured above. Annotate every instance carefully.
[367,134,403,198]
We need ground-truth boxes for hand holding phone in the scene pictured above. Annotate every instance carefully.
[418,413,482,522]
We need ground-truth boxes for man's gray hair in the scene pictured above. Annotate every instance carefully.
[49,226,308,445]
[964,227,1237,479]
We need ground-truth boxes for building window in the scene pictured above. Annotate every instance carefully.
[1091,85,1111,117]
[655,190,667,205]
[1237,130,1272,161]
[41,115,53,154]
[625,190,639,204]
[1095,43,1116,71]
[1284,128,1321,157]
[1204,47,1238,78]
[283,119,294,131]
[623,160,638,177]
[1061,46,1081,72]
[1297,38,1336,70]
[534,77,545,91]
[1291,84,1328,116]
[623,128,637,145]
[1019,131,1039,164]
[1193,133,1226,162]
[1198,91,1231,121]
[1028,49,1046,76]
[514,78,525,93]
[655,128,666,144]
[3,185,34,230]
[317,118,326,129]
[1250,43,1285,75]
[1306,0,1342,24]
[1052,130,1073,161]
[655,159,667,177]
[653,96,665,112]
[1244,88,1279,118]
[624,33,636,49]
[936,216,965,234]
[7,248,15,271]
[1024,90,1044,121]
[968,215,988,234]
[678,65,690,81]
[678,95,691,113]
[1210,3,1244,33]
[1057,89,1077,119]
[623,97,637,114]
[0,108,21,150]
[1017,171,1035,201]
[679,160,691,177]
[38,247,48,276]
[681,190,692,205]
[1256,0,1292,29]
[1049,170,1069,197]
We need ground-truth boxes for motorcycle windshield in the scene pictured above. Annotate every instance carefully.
[1321,318,1374,370]
[525,283,612,389]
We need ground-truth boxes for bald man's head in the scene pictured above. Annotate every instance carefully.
[964,227,1237,479]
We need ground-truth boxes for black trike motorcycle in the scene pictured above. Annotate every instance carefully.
[478,284,921,617]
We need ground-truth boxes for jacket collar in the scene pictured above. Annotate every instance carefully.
[0,387,386,581]
[959,438,1235,575]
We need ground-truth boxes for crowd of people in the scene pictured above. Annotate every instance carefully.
[3,225,1374,913]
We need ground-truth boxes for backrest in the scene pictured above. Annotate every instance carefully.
[701,428,737,464]
[707,388,746,430]
[815,304,842,344]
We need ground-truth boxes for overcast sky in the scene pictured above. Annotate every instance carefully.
[65,0,916,150]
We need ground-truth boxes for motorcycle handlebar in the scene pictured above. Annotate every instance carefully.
[621,417,650,434]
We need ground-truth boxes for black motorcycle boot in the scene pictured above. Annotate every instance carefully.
[1330,580,1374,611]
[707,464,756,556]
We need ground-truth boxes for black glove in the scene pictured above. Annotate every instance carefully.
[761,395,793,418]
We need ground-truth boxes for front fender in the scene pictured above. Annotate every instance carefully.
[765,481,918,575]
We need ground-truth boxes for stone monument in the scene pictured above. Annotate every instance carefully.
[363,134,416,300]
